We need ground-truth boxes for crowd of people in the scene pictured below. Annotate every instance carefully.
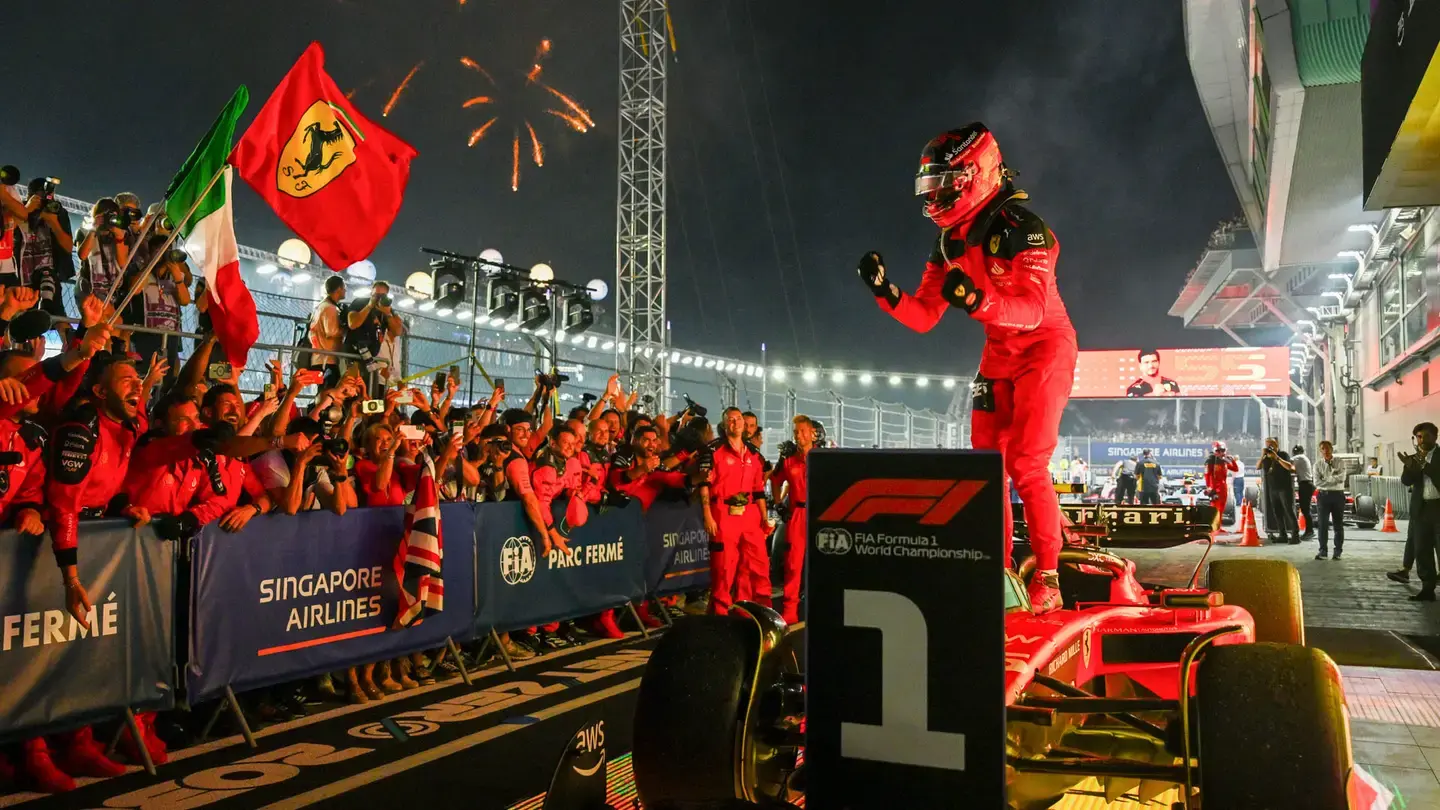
[1,168,835,794]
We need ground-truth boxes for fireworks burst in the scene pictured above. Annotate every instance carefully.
[455,39,593,191]
[382,62,422,117]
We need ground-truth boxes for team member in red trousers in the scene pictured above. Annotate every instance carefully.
[700,407,772,615]
[771,415,816,624]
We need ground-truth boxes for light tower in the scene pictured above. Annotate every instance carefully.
[615,0,670,405]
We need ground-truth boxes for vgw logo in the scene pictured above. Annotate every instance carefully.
[817,479,987,526]
[500,536,536,585]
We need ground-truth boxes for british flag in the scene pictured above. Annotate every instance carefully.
[393,453,443,628]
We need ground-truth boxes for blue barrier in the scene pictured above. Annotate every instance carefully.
[186,505,476,704]
[0,522,174,742]
[474,500,647,634]
[642,501,712,595]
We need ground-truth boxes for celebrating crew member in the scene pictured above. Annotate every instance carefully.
[1204,441,1239,527]
[1126,349,1181,397]
[772,415,816,624]
[699,407,772,615]
[858,122,1076,612]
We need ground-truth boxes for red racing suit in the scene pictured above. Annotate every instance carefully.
[607,460,687,511]
[877,192,1077,570]
[46,406,148,569]
[772,450,808,623]
[0,352,91,422]
[531,449,589,532]
[0,418,48,526]
[123,431,265,531]
[1204,453,1239,525]
[705,438,771,615]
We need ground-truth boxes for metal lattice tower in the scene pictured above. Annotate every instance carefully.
[615,0,670,404]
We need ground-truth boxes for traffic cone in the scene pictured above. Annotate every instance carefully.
[1239,501,1263,547]
[1381,499,1400,533]
[1297,508,1308,535]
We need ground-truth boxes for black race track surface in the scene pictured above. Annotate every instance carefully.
[2,634,658,810]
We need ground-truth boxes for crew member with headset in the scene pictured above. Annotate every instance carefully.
[1136,449,1164,505]
[698,407,772,616]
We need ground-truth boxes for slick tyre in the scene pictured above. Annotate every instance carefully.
[1207,559,1304,645]
[1195,643,1350,810]
[1244,484,1261,510]
[1353,494,1378,526]
[633,615,756,807]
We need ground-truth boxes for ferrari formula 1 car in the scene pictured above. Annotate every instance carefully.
[631,506,1354,809]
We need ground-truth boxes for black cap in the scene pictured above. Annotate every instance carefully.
[480,424,508,440]
[9,310,52,342]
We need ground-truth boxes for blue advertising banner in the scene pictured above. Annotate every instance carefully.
[1088,442,1212,471]
[186,505,476,703]
[0,522,174,741]
[475,500,646,633]
[642,501,711,595]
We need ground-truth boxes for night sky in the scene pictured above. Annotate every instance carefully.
[3,0,1241,376]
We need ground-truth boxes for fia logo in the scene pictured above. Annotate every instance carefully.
[816,527,853,555]
[500,536,537,585]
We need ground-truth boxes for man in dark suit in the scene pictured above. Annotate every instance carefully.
[1401,421,1440,601]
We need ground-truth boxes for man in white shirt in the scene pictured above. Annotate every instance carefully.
[1313,441,1348,560]
[1231,457,1246,513]
[1399,422,1440,601]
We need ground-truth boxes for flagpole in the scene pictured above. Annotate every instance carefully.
[106,164,229,325]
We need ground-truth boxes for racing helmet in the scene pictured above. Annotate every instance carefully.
[1213,440,1227,453]
[915,123,1008,228]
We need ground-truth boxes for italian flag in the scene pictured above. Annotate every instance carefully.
[164,86,259,367]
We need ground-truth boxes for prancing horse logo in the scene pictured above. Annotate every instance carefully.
[277,100,361,198]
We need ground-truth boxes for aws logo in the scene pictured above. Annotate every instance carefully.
[817,479,987,526]
[278,100,362,198]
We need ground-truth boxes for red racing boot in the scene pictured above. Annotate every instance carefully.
[1027,571,1062,614]
[21,739,75,793]
[56,727,126,778]
[592,610,624,639]
[140,712,169,766]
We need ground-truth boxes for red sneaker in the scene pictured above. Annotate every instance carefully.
[57,728,126,778]
[1027,573,1062,615]
[593,610,624,639]
[634,602,664,629]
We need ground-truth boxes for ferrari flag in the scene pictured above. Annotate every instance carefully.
[164,87,259,366]
[230,41,417,270]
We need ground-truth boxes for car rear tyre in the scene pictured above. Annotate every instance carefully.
[1195,643,1350,810]
[633,615,756,806]
[1207,559,1304,645]
[1244,484,1261,510]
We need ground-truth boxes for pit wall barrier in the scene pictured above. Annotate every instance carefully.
[0,522,176,743]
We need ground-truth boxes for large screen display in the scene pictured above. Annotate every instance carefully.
[1071,347,1290,399]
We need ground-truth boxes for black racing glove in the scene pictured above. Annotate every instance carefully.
[941,268,983,314]
[777,440,797,460]
[152,511,200,542]
[857,252,900,307]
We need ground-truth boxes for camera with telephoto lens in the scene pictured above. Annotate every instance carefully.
[682,394,707,418]
[535,369,569,389]
[320,437,350,457]
[166,247,188,265]
[373,292,392,308]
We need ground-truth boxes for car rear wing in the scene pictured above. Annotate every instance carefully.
[1016,503,1219,549]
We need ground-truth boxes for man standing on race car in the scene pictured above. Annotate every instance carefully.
[1205,441,1239,527]
[859,122,1077,612]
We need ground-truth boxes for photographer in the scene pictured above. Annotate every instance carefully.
[308,276,347,389]
[250,417,351,515]
[20,177,74,335]
[1258,437,1299,544]
[471,424,512,501]
[75,198,132,308]
[344,280,403,384]
[124,232,191,382]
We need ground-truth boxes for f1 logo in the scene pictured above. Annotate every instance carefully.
[817,479,987,525]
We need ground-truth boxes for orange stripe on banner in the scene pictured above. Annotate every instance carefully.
[664,567,708,579]
[257,626,387,656]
